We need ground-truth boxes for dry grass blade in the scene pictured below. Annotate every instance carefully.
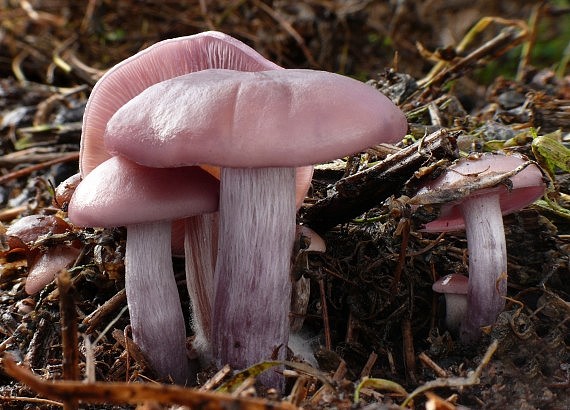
[418,17,529,89]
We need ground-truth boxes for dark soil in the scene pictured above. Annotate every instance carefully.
[0,1,568,409]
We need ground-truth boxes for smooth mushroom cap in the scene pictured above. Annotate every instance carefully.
[432,273,468,295]
[417,153,546,232]
[68,156,219,227]
[433,274,469,333]
[25,247,81,294]
[7,215,80,294]
[104,69,408,168]
[296,225,326,253]
[7,214,71,243]
[81,31,281,175]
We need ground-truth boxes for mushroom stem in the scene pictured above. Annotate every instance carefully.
[126,222,189,384]
[184,213,218,359]
[212,167,296,386]
[459,194,507,342]
[443,293,468,332]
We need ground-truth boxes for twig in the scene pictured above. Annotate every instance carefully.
[303,129,458,232]
[418,352,449,378]
[517,2,546,81]
[57,269,79,410]
[318,275,332,350]
[1,355,299,409]
[0,152,79,184]
[401,318,416,384]
[0,394,63,407]
[400,339,499,407]
[359,351,378,379]
[82,289,127,334]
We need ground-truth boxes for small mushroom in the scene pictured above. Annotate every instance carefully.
[6,214,81,294]
[432,273,468,333]
[412,152,546,342]
[53,173,81,212]
[104,68,407,385]
[69,156,219,383]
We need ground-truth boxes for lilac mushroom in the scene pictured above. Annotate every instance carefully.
[413,152,546,342]
[79,31,286,367]
[103,68,407,384]
[68,156,218,383]
[6,214,81,295]
[432,273,468,333]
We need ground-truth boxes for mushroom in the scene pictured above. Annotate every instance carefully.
[103,68,407,384]
[68,156,219,383]
[432,273,468,333]
[79,32,300,361]
[53,172,82,212]
[6,214,81,294]
[412,152,546,342]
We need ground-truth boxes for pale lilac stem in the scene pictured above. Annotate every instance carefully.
[459,194,507,343]
[184,213,218,359]
[212,167,296,387]
[126,222,188,383]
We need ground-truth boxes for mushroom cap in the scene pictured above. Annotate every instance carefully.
[80,31,280,175]
[68,156,219,228]
[432,273,468,295]
[105,68,408,168]
[7,215,72,244]
[25,246,81,295]
[416,153,545,232]
[296,225,326,253]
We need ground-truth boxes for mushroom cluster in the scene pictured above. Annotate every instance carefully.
[413,152,546,342]
[104,67,406,384]
[65,31,407,386]
[68,31,285,384]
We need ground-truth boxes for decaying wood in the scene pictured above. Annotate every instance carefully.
[303,129,459,232]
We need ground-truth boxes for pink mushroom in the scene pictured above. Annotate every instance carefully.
[79,32,312,361]
[6,214,81,294]
[104,68,407,385]
[413,152,546,342]
[69,156,218,383]
[432,273,468,333]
